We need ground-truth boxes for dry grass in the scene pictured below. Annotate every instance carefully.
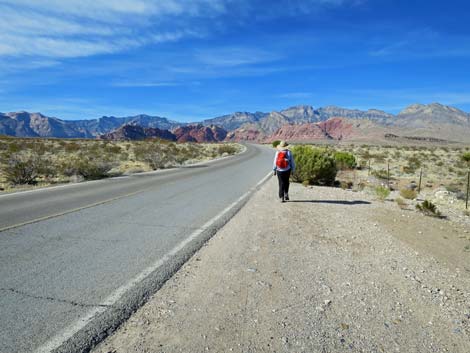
[293,142,470,218]
[0,136,242,192]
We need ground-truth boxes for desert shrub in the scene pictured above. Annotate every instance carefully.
[290,145,337,185]
[7,141,22,153]
[134,143,175,169]
[371,153,387,163]
[395,197,406,208]
[374,186,390,201]
[217,144,238,155]
[59,157,113,180]
[416,200,442,217]
[448,183,464,193]
[272,140,281,148]
[119,152,129,161]
[371,169,388,180]
[461,152,470,165]
[405,155,421,173]
[339,181,353,189]
[2,153,45,185]
[104,144,122,154]
[64,142,81,153]
[334,151,356,170]
[400,189,417,200]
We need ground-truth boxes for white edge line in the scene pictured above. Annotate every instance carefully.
[34,170,271,353]
[0,144,249,199]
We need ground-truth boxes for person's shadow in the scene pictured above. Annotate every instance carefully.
[287,200,371,205]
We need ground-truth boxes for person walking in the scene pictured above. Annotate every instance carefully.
[273,141,295,203]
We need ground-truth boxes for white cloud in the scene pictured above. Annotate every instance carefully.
[195,47,282,67]
[0,0,226,61]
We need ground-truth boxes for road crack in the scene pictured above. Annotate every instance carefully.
[0,287,110,308]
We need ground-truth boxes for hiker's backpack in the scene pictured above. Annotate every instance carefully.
[276,150,290,169]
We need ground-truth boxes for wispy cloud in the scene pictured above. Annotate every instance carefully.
[194,47,282,67]
[112,81,200,88]
[277,92,315,99]
[0,0,224,62]
[369,29,470,59]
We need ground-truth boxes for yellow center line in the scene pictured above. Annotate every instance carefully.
[0,189,145,233]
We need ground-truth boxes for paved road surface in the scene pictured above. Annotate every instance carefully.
[0,143,274,353]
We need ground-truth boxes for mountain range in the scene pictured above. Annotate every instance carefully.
[1,103,470,143]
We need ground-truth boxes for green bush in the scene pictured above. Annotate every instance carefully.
[461,152,470,165]
[334,151,356,170]
[272,140,281,148]
[400,189,417,200]
[374,186,390,201]
[290,145,337,185]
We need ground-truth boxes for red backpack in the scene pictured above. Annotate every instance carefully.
[276,150,290,169]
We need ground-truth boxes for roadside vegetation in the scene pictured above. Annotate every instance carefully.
[0,136,241,192]
[286,142,470,221]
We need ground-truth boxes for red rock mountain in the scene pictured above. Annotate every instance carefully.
[99,124,176,141]
[173,124,227,143]
[268,117,386,142]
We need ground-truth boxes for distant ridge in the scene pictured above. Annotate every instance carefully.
[1,103,470,142]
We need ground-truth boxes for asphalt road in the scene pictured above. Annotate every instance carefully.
[0,143,274,353]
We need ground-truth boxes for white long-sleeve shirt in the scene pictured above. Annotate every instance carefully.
[273,149,295,172]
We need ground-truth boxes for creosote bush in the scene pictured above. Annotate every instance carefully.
[3,153,45,185]
[59,156,114,180]
[290,145,337,186]
[334,151,356,170]
[400,188,417,200]
[217,144,238,155]
[374,185,390,201]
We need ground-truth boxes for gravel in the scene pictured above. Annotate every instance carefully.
[92,178,470,353]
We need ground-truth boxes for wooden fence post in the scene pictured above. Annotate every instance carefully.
[466,170,469,210]
[418,168,423,193]
[387,161,390,189]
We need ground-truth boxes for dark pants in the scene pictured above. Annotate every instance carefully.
[277,169,291,199]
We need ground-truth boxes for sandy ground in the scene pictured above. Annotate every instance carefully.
[93,178,470,353]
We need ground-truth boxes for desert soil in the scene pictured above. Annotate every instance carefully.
[93,178,470,353]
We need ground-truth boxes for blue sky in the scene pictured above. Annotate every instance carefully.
[1,0,470,122]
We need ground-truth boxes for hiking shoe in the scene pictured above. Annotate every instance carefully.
[284,194,289,201]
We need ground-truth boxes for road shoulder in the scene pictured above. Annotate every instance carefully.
[93,179,470,353]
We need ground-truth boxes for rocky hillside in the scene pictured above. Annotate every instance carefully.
[2,102,470,143]
[173,124,227,143]
[201,111,267,131]
[0,112,182,138]
[99,125,176,141]
[0,112,88,138]
[268,117,387,142]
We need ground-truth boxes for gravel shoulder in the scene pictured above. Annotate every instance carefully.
[93,178,470,353]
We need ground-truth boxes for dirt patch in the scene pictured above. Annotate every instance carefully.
[371,206,470,275]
